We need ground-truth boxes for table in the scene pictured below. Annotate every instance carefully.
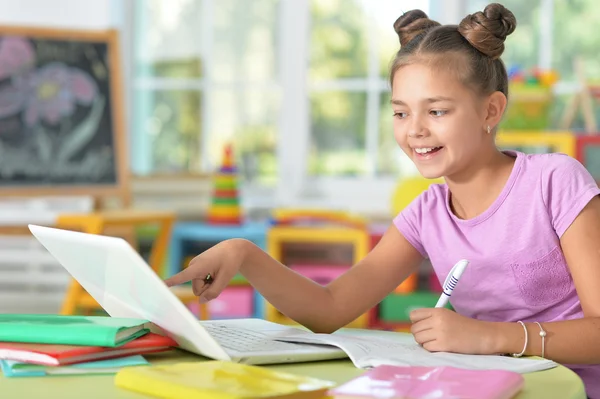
[0,349,586,399]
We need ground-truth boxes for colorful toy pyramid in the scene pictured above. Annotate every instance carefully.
[206,144,242,225]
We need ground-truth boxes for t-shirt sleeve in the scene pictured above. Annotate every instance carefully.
[542,153,600,237]
[393,191,428,258]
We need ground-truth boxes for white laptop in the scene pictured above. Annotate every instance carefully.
[28,224,347,365]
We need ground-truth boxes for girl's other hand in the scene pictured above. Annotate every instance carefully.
[410,307,497,355]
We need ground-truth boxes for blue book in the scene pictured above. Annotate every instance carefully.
[0,355,148,377]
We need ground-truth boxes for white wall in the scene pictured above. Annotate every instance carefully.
[0,0,118,28]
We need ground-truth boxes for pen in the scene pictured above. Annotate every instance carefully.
[435,259,469,308]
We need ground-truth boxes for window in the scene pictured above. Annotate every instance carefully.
[130,0,427,214]
[306,0,426,179]
[551,0,600,81]
[132,0,281,187]
[130,0,598,215]
[282,0,427,214]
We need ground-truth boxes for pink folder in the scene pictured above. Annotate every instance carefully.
[328,364,524,399]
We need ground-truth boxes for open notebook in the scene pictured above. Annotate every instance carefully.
[274,329,556,374]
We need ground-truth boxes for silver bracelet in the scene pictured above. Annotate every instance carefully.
[534,321,547,358]
[512,321,528,358]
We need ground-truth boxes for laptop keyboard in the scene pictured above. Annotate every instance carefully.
[203,322,307,353]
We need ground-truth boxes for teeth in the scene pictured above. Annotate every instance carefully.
[415,147,440,154]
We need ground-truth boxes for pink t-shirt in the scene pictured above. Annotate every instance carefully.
[394,150,600,398]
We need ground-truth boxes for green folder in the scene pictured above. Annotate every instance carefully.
[0,314,150,347]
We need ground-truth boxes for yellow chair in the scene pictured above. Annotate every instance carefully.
[266,209,371,328]
[391,176,444,216]
[56,209,209,320]
[390,176,443,293]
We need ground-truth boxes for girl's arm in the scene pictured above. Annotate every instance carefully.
[492,318,600,364]
[491,196,600,363]
[239,224,423,333]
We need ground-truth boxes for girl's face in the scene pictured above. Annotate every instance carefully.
[391,63,491,180]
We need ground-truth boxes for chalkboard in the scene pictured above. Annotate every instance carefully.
[0,27,127,200]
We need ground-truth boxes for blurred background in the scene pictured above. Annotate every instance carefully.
[131,0,599,214]
[0,0,599,330]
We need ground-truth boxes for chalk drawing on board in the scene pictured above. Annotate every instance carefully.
[0,27,128,201]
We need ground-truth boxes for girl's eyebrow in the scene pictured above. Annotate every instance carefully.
[391,96,455,106]
[424,96,455,103]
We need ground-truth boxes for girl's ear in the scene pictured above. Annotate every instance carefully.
[484,91,507,130]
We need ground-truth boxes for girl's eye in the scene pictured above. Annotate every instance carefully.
[393,112,407,119]
[430,110,447,117]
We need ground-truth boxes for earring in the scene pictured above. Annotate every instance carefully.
[486,125,491,134]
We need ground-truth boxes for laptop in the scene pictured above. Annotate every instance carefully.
[28,224,347,365]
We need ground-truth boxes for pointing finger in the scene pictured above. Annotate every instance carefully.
[164,265,203,287]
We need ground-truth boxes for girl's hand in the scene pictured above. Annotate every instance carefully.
[410,308,498,355]
[164,239,246,303]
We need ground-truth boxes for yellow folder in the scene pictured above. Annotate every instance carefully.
[114,361,336,399]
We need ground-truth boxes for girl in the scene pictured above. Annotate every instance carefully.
[165,3,600,397]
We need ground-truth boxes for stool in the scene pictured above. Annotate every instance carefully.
[56,209,208,319]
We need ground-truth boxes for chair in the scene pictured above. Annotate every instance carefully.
[56,209,209,319]
[266,209,371,328]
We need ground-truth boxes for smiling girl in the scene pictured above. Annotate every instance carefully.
[166,3,600,397]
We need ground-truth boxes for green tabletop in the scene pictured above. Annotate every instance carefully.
[0,349,587,399]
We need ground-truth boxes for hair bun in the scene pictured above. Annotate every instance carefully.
[458,3,517,59]
[393,10,441,47]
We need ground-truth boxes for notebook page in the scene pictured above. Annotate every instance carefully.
[275,333,556,374]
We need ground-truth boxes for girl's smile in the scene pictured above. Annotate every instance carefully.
[413,146,444,159]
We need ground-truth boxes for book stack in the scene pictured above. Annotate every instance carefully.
[206,143,243,225]
[0,314,176,377]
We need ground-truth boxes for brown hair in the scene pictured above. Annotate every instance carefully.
[390,3,516,100]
